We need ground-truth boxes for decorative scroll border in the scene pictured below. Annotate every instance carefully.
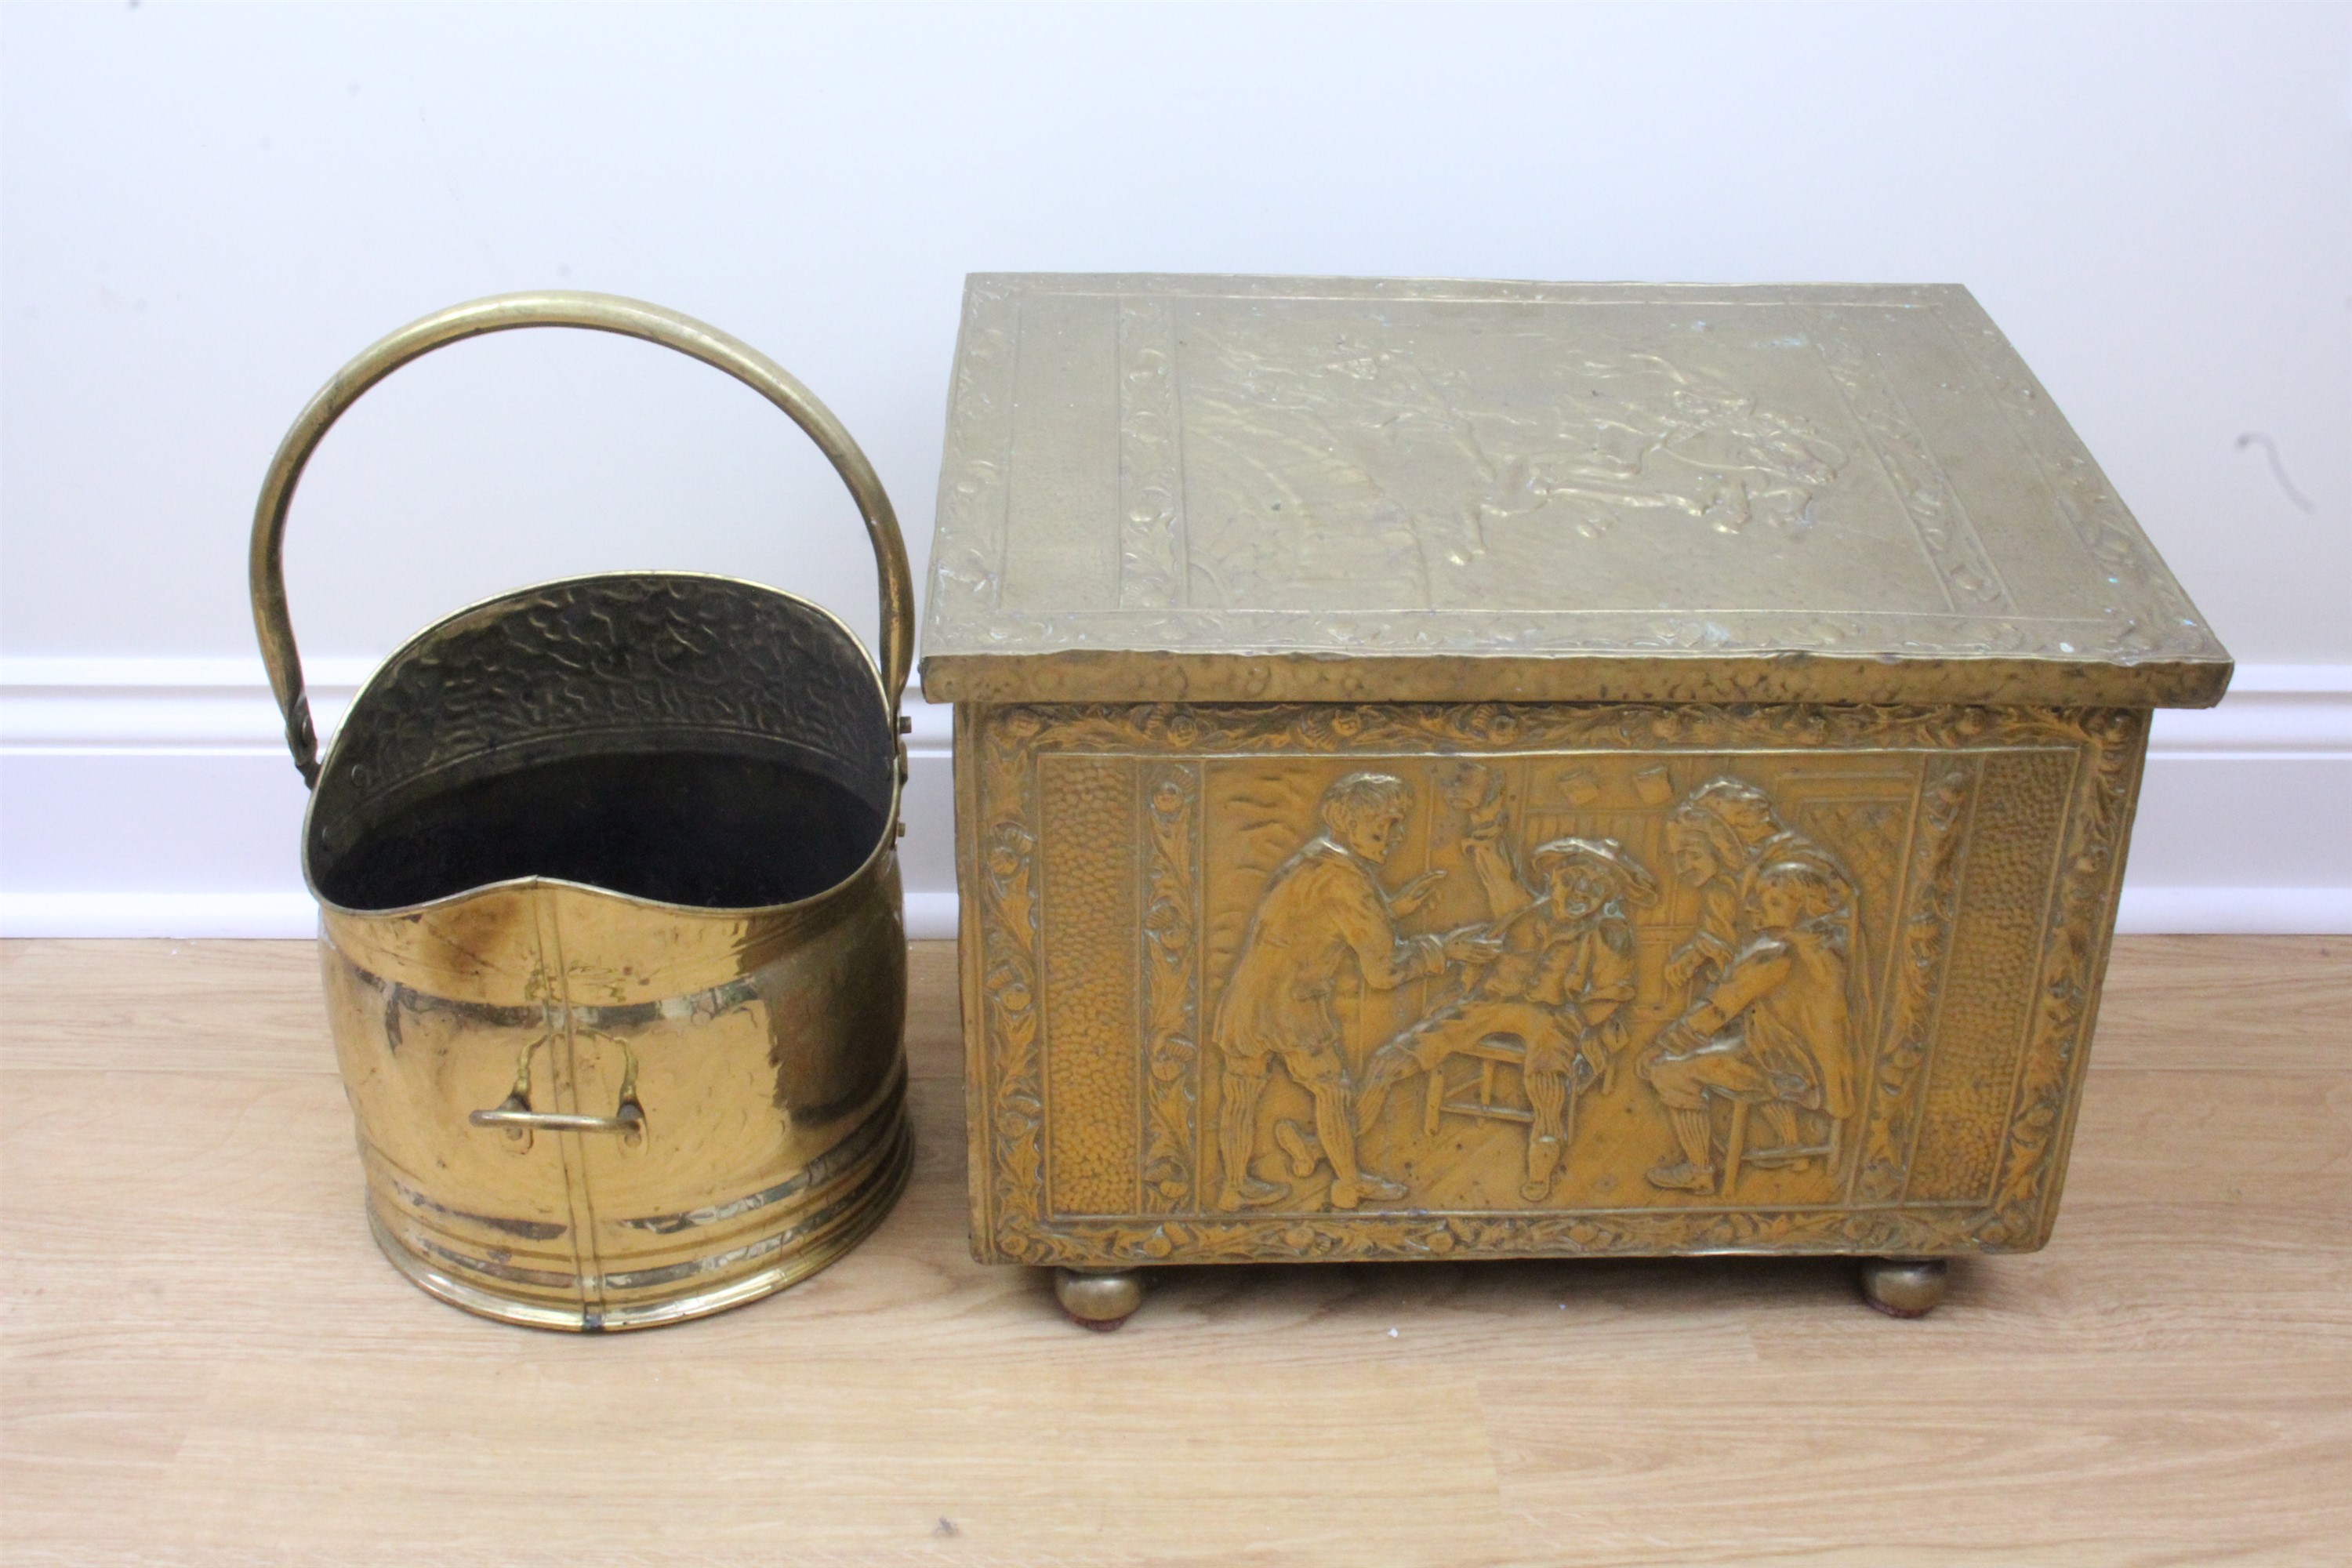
[1138,762,1200,1211]
[1851,760,1977,1204]
[927,278,1021,624]
[1980,708,2147,1246]
[1937,301,2210,659]
[1807,306,2013,614]
[960,703,1042,1254]
[962,699,2141,1266]
[1117,298,1186,610]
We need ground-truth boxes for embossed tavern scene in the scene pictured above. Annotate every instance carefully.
[961,701,2140,1272]
[923,276,2228,1318]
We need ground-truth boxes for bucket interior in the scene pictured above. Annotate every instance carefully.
[306,575,895,912]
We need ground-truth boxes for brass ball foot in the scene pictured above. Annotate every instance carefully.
[1859,1257,1948,1318]
[1054,1267,1145,1330]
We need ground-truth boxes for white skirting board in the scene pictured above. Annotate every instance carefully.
[4,659,2347,938]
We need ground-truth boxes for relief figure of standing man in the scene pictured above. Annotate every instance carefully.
[1211,772,1499,1211]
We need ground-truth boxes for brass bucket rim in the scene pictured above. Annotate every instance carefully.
[298,566,907,923]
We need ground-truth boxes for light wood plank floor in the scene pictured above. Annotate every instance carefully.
[2,936,2346,1566]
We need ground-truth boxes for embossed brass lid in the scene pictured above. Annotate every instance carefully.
[920,275,2230,708]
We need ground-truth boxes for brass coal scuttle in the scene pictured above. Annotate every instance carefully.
[918,274,2230,1327]
[253,294,916,1331]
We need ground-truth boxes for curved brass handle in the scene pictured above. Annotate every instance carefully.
[470,1030,646,1149]
[471,1102,646,1138]
[249,291,916,786]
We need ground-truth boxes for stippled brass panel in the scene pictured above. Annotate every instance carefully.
[1039,756,1141,1216]
[960,701,2146,1267]
[1907,750,2078,1203]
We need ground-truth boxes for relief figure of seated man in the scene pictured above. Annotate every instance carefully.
[1639,855,1859,1195]
[1358,835,1657,1202]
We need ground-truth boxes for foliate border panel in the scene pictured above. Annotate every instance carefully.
[1905,749,2079,1203]
[1982,709,2147,1248]
[961,699,2145,1266]
[1138,762,1202,1212]
[1850,758,1977,1205]
[1116,299,1186,611]
[1806,305,2012,615]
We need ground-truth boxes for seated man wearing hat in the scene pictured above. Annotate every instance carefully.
[1640,852,1860,1195]
[1358,835,1658,1203]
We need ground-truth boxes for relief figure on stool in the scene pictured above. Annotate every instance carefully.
[1358,771,1658,1202]
[1642,777,1860,1196]
[1210,771,1498,1210]
[1661,794,1748,1006]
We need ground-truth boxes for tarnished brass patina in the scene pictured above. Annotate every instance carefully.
[1860,1257,1950,1318]
[922,276,2231,1320]
[252,293,916,1330]
[1054,1267,1149,1330]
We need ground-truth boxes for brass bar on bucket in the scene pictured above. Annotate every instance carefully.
[253,292,916,1331]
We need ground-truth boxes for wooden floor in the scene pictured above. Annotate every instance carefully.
[1,936,2346,1566]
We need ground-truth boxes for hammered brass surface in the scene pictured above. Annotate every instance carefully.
[325,860,913,1331]
[920,276,2228,709]
[959,699,2144,1268]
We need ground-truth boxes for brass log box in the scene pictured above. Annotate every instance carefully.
[919,275,2230,1325]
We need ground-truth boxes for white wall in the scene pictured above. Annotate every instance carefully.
[3,2,2347,935]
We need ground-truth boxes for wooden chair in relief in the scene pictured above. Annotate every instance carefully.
[1719,1096,1843,1198]
[1420,1033,1581,1149]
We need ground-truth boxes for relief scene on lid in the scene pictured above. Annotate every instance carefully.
[925,277,2223,684]
[1171,297,1968,617]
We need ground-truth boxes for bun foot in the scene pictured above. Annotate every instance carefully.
[1054,1267,1145,1330]
[1859,1257,1948,1318]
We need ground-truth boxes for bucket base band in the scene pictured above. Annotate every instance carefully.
[365,1104,913,1333]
